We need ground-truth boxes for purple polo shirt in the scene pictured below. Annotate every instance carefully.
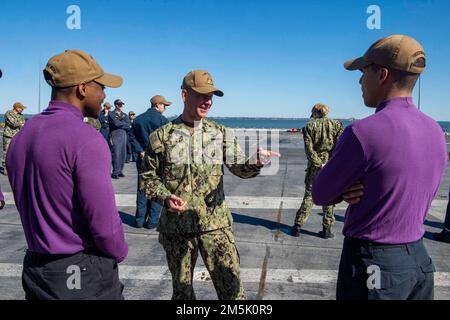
[313,97,447,244]
[6,101,128,262]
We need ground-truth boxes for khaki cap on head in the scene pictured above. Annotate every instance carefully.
[44,50,123,88]
[181,70,224,97]
[311,103,329,117]
[13,102,26,110]
[344,35,426,74]
[151,95,172,106]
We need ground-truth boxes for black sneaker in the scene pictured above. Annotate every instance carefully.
[135,222,144,229]
[433,229,450,243]
[318,227,334,239]
[118,173,125,178]
[111,174,119,179]
[291,224,302,237]
[144,223,158,230]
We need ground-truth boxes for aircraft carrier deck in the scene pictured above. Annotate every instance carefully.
[0,131,449,300]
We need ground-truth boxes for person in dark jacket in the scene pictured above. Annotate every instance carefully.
[131,95,171,229]
[109,99,131,179]
[126,111,137,163]
[98,102,112,144]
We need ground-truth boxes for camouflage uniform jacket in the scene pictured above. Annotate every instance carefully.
[302,117,343,169]
[140,116,261,235]
[84,117,102,131]
[4,110,25,138]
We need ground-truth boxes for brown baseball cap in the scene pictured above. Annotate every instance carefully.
[44,50,123,88]
[181,70,224,97]
[13,102,26,110]
[344,35,426,74]
[114,99,125,106]
[151,95,172,106]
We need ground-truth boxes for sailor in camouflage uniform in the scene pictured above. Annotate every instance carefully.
[291,103,343,238]
[3,102,26,175]
[140,70,280,300]
[83,117,102,131]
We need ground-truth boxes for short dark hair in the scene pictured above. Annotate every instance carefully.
[389,68,420,91]
[370,58,424,91]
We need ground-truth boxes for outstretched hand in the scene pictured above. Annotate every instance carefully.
[342,181,364,205]
[165,194,187,213]
[256,148,281,166]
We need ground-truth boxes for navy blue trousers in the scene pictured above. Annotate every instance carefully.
[135,158,162,227]
[22,248,124,300]
[336,237,435,300]
[126,136,137,162]
[111,130,127,176]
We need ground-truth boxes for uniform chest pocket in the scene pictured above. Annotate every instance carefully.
[163,164,188,180]
[199,165,223,195]
[195,164,223,178]
[164,137,190,165]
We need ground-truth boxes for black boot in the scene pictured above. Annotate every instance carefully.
[318,226,334,239]
[291,224,302,237]
[433,229,450,243]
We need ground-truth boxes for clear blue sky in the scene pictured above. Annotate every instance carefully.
[1,0,449,120]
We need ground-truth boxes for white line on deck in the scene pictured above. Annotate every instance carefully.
[2,193,446,221]
[0,263,449,287]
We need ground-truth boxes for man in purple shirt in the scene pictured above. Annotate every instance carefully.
[313,35,447,300]
[0,67,5,209]
[6,50,128,300]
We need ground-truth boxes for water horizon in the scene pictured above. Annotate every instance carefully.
[2,114,450,132]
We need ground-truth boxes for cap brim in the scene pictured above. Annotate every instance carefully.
[163,101,172,106]
[96,72,123,88]
[0,69,2,79]
[192,86,224,97]
[344,57,372,71]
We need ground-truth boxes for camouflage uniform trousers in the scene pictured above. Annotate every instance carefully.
[159,226,245,300]
[295,166,335,228]
[2,136,12,175]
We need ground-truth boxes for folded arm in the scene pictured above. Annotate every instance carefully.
[108,113,131,130]
[312,126,368,206]
[5,113,24,130]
